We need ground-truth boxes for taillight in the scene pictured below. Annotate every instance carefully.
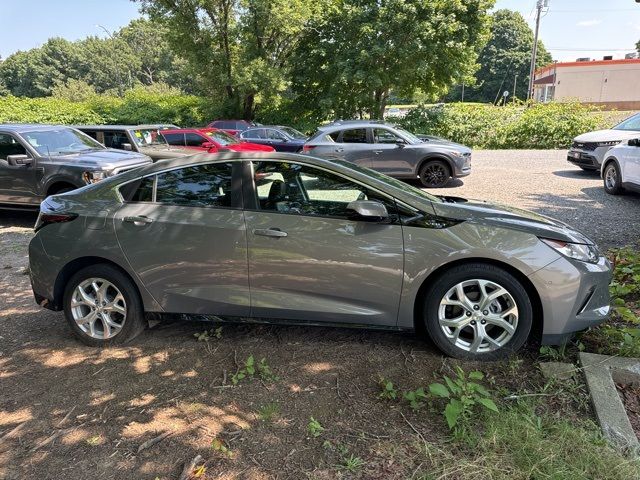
[302,145,315,153]
[34,212,78,232]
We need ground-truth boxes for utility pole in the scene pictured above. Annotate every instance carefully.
[513,74,518,103]
[527,0,548,101]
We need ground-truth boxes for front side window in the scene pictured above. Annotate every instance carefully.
[103,131,130,149]
[253,161,395,218]
[340,128,367,143]
[21,128,104,156]
[0,134,28,160]
[266,130,285,140]
[185,133,206,147]
[373,128,403,144]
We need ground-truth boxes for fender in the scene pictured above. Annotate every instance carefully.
[415,154,454,176]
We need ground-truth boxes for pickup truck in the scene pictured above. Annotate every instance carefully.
[0,124,151,209]
[76,124,195,161]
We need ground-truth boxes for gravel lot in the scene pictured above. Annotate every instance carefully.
[433,149,640,251]
[0,150,638,479]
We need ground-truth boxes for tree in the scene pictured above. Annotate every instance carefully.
[450,9,552,103]
[137,0,325,119]
[289,0,495,120]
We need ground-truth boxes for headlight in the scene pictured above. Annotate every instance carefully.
[447,150,465,158]
[82,171,107,184]
[596,140,620,147]
[540,238,599,263]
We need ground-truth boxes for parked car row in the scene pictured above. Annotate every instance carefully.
[568,112,640,195]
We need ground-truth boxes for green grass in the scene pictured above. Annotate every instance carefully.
[419,401,640,480]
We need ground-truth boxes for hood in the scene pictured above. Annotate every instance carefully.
[138,145,195,159]
[411,137,471,153]
[224,142,274,152]
[432,197,594,245]
[573,129,640,143]
[47,149,151,170]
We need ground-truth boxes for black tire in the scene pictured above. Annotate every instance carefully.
[603,161,624,195]
[422,263,533,360]
[418,160,451,188]
[63,264,145,347]
[49,184,75,196]
[579,166,598,172]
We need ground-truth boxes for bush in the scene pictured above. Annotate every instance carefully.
[399,102,611,149]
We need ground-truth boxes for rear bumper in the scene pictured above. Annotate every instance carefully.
[529,254,612,344]
[28,235,62,311]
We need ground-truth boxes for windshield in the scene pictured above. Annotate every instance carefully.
[394,127,423,144]
[280,127,307,139]
[205,130,237,146]
[613,113,640,131]
[333,160,442,203]
[130,128,169,146]
[21,128,105,156]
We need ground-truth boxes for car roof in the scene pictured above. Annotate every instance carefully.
[75,124,178,130]
[317,120,397,131]
[0,123,79,133]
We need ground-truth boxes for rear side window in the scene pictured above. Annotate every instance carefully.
[341,129,367,143]
[155,163,234,207]
[131,177,154,202]
[163,133,184,146]
[328,131,340,141]
[185,133,205,147]
[103,131,130,149]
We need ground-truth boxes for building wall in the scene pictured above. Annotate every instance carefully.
[534,60,640,109]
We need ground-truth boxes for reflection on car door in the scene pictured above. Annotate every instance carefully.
[0,133,38,205]
[369,128,417,175]
[336,128,374,168]
[114,162,250,315]
[623,141,640,185]
[244,160,404,326]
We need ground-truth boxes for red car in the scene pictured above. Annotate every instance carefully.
[161,128,274,153]
[207,120,256,136]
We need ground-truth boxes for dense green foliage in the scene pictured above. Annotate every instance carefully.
[289,0,494,119]
[0,19,192,98]
[0,94,616,150]
[399,102,608,149]
[448,9,552,103]
[583,248,640,357]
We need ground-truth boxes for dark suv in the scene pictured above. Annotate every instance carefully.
[0,124,151,208]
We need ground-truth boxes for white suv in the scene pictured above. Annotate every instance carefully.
[568,113,640,171]
[601,138,640,195]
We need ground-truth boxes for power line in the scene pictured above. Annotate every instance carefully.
[547,48,636,51]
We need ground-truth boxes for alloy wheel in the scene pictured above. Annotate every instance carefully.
[605,165,618,190]
[70,277,127,339]
[421,163,448,187]
[437,279,518,353]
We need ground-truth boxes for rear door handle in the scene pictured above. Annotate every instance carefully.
[335,148,344,153]
[373,150,383,154]
[253,228,288,238]
[123,215,153,226]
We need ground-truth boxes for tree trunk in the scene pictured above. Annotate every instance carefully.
[371,88,389,120]
[243,93,255,120]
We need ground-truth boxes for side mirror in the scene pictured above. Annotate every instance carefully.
[7,154,33,166]
[628,139,640,147]
[201,142,215,149]
[396,140,406,148]
[122,143,133,151]
[346,200,389,220]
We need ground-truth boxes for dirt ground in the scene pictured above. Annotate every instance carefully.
[1,150,639,479]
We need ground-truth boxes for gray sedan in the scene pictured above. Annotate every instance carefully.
[302,121,472,187]
[28,153,611,360]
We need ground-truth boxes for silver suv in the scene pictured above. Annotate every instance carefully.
[0,124,151,208]
[303,121,471,187]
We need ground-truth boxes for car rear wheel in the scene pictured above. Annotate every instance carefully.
[418,160,451,188]
[603,161,623,195]
[422,263,533,360]
[63,264,145,346]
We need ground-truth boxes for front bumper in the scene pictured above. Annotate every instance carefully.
[452,155,472,178]
[528,254,612,344]
[567,146,611,170]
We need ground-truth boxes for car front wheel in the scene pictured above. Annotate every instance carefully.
[603,161,623,195]
[418,160,451,188]
[63,264,145,346]
[423,263,533,360]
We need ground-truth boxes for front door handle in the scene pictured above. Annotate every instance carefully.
[373,150,383,154]
[253,228,288,238]
[335,147,344,153]
[123,215,153,226]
